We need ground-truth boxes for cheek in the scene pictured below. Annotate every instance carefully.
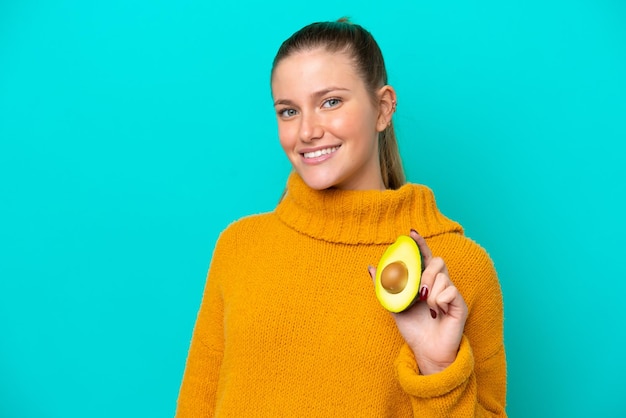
[277,124,297,151]
[329,107,376,137]
[326,111,354,136]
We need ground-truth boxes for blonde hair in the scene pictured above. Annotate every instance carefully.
[271,19,406,189]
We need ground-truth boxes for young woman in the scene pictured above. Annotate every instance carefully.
[177,19,506,417]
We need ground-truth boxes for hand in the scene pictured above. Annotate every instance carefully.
[368,230,468,375]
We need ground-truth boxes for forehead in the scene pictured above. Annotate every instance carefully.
[271,47,361,92]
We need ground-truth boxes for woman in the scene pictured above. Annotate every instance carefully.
[177,19,506,417]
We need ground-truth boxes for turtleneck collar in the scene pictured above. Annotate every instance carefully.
[275,172,463,245]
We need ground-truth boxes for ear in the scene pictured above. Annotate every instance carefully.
[375,85,397,132]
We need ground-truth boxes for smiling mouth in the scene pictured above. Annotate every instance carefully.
[302,146,340,159]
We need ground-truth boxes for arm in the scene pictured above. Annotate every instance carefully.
[396,232,506,416]
[371,231,506,416]
[176,229,236,417]
[395,330,506,416]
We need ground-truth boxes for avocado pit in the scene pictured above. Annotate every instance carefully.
[380,261,408,294]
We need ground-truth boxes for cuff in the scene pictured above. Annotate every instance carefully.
[394,335,474,398]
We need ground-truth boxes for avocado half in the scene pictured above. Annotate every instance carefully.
[375,235,423,313]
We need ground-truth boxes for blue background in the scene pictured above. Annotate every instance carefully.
[1,1,625,416]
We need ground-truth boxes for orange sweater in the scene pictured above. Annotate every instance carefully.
[176,173,506,417]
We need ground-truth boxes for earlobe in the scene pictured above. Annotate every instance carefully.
[376,85,398,132]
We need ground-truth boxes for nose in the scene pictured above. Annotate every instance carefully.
[299,112,323,143]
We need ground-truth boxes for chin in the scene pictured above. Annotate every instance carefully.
[296,169,340,191]
[301,177,336,191]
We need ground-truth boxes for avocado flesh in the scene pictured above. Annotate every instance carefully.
[375,235,422,313]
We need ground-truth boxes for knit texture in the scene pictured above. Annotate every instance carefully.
[176,173,507,417]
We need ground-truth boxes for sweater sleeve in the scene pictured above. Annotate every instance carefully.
[175,227,237,417]
[394,235,507,417]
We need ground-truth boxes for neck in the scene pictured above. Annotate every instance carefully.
[275,172,463,245]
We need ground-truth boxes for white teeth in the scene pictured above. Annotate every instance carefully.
[303,146,339,159]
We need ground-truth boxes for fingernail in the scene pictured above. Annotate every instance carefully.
[430,309,437,319]
[419,286,429,301]
[410,229,418,235]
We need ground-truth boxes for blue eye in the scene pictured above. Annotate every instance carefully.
[279,108,298,118]
[323,98,341,108]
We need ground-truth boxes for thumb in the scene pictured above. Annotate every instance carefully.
[367,265,377,283]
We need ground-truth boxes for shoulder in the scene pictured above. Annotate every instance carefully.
[208,212,278,271]
[214,211,282,250]
[428,233,494,273]
[217,211,276,240]
[427,232,500,308]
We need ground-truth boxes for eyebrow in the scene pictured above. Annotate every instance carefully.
[273,87,350,107]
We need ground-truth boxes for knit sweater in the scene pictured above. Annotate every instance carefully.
[176,173,507,417]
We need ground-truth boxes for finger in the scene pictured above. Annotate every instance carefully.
[367,265,376,283]
[435,285,456,313]
[418,256,447,302]
[434,285,467,319]
[429,272,451,314]
[410,229,432,266]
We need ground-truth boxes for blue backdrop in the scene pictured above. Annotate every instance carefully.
[1,1,625,416]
